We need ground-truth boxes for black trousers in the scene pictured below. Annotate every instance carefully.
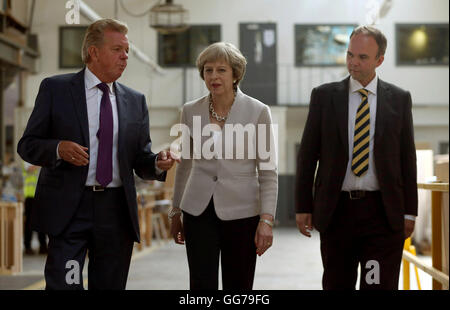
[320,191,404,290]
[44,187,135,290]
[24,197,47,249]
[183,198,260,290]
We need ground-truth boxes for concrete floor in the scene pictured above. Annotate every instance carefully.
[0,227,433,290]
[126,227,324,290]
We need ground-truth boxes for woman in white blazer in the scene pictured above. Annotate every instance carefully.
[169,42,278,290]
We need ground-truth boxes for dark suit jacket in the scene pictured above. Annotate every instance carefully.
[17,69,165,242]
[295,77,418,233]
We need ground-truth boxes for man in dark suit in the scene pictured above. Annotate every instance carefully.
[17,19,177,290]
[295,26,417,290]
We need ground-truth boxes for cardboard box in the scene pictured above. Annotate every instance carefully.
[3,26,27,47]
[435,154,449,183]
[8,0,28,27]
[416,141,432,150]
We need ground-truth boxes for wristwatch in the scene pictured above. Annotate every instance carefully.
[168,207,182,219]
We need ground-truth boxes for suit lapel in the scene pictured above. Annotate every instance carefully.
[332,77,350,157]
[199,96,211,147]
[223,88,243,125]
[375,79,390,148]
[114,82,128,155]
[70,69,90,147]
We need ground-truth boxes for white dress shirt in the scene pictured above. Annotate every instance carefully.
[83,67,121,187]
[55,68,121,186]
[341,74,379,192]
[56,68,163,186]
[341,74,415,221]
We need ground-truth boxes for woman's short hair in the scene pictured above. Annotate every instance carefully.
[350,25,387,58]
[196,42,247,88]
[81,18,128,64]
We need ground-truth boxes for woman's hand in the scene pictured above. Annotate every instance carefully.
[255,214,274,256]
[170,214,185,245]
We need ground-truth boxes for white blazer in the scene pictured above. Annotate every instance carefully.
[172,89,278,220]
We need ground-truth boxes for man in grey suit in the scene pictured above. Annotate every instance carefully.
[17,19,176,289]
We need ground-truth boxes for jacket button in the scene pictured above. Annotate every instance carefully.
[213,176,218,182]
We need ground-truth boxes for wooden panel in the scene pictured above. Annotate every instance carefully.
[417,182,449,192]
[0,202,22,274]
[432,191,443,289]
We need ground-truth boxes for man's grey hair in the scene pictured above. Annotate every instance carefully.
[81,18,128,64]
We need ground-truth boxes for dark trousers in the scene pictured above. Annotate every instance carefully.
[24,197,47,249]
[183,198,259,290]
[44,187,134,290]
[320,191,404,290]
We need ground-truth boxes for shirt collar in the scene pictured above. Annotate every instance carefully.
[85,67,114,94]
[349,73,378,96]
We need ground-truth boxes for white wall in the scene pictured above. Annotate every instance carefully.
[26,0,158,106]
[25,0,449,108]
[23,0,449,163]
[164,0,449,106]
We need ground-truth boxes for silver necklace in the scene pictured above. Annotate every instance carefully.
[209,93,235,122]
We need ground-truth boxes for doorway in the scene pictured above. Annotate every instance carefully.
[239,23,277,105]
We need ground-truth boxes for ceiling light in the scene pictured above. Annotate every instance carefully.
[149,0,189,34]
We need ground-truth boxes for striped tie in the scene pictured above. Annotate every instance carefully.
[351,88,370,177]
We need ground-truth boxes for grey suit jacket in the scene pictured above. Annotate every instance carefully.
[172,89,278,220]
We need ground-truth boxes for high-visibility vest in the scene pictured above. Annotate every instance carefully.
[22,164,39,198]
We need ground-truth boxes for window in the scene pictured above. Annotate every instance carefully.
[59,26,87,69]
[396,24,449,66]
[158,25,221,67]
[295,24,356,66]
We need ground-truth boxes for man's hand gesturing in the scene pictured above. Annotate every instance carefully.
[58,141,89,166]
[156,150,180,171]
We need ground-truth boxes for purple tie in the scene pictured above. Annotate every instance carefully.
[96,83,113,187]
